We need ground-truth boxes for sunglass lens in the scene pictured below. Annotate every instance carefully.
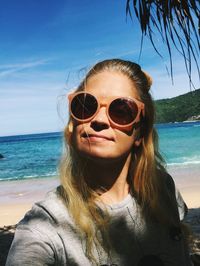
[109,98,138,125]
[71,93,98,120]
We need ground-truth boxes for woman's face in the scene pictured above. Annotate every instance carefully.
[72,70,141,163]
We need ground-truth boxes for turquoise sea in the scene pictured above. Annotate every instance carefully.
[0,122,200,181]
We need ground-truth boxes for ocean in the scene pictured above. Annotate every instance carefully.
[0,122,200,181]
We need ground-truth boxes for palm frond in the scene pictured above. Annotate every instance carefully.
[126,0,200,88]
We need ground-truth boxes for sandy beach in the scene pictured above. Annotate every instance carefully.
[0,165,199,226]
[0,167,199,265]
[0,176,59,227]
[168,164,200,209]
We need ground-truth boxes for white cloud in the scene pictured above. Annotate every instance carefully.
[0,59,50,78]
[144,57,200,100]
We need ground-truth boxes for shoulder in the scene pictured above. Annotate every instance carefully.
[159,170,176,193]
[6,187,73,265]
[18,186,74,231]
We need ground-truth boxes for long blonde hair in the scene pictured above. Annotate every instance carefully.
[59,59,180,262]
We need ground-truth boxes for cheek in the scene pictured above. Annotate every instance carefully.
[116,133,135,153]
[71,124,82,146]
[71,124,90,152]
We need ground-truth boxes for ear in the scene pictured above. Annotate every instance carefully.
[68,120,73,133]
[134,137,142,147]
[66,120,73,144]
[134,118,144,147]
[133,124,142,147]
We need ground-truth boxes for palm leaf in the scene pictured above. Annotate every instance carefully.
[126,0,200,88]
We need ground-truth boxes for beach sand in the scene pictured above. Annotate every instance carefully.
[1,165,199,226]
[0,176,59,227]
[167,164,200,209]
[0,176,60,265]
[0,167,199,265]
[0,166,199,226]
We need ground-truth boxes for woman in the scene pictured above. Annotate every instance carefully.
[6,59,191,265]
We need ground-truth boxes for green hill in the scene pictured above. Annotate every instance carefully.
[154,89,200,123]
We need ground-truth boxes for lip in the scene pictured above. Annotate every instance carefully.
[81,133,114,142]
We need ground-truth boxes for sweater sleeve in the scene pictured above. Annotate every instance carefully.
[6,226,56,266]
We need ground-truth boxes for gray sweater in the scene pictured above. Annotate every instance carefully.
[6,187,192,266]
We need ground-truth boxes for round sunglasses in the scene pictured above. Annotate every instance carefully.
[68,92,145,128]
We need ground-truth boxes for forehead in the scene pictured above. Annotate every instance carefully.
[84,71,139,99]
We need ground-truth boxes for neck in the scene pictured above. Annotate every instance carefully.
[84,154,132,204]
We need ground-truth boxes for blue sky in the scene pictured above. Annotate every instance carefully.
[0,0,199,136]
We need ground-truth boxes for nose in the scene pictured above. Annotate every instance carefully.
[90,106,110,131]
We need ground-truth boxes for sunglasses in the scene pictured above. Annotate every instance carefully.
[68,92,145,128]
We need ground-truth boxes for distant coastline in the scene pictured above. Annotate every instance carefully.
[155,120,200,126]
[155,88,200,123]
[183,114,200,122]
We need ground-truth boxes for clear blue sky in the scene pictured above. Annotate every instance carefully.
[0,0,199,136]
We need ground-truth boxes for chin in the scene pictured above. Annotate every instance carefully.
[86,156,120,164]
[78,149,129,164]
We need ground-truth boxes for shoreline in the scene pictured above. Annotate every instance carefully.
[0,164,199,227]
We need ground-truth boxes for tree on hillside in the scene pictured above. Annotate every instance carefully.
[126,0,200,88]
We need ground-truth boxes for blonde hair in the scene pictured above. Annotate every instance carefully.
[59,59,180,263]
